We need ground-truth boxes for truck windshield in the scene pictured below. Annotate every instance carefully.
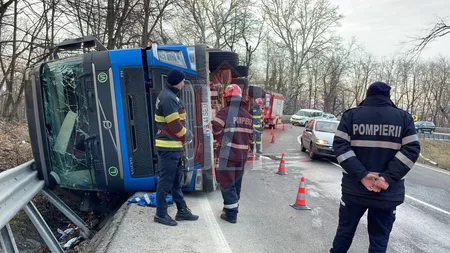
[41,56,97,190]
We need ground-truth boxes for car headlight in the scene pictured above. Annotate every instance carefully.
[315,139,328,145]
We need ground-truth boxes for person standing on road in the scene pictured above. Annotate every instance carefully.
[330,81,420,252]
[212,84,253,224]
[154,69,199,226]
[251,98,264,155]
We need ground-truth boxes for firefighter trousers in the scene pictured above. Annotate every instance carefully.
[330,195,397,253]
[218,158,245,219]
[156,150,186,217]
[252,130,262,153]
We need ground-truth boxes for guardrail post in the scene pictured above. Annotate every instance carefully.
[0,224,19,253]
[23,202,64,253]
[41,189,92,239]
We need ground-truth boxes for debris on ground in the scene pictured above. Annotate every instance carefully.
[1,120,129,252]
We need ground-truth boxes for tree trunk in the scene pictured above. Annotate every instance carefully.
[106,0,115,49]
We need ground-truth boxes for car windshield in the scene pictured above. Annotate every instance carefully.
[296,110,318,117]
[315,121,339,133]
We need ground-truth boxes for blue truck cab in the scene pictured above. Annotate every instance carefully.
[24,36,241,193]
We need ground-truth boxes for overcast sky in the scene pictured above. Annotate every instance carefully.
[332,0,450,59]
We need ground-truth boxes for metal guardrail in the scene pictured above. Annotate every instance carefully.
[418,132,450,141]
[435,127,450,134]
[0,161,92,253]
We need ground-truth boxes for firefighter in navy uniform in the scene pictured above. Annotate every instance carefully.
[212,84,253,223]
[330,82,420,252]
[251,98,264,154]
[154,69,199,226]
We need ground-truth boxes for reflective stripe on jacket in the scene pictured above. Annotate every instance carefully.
[154,85,193,150]
[212,103,253,162]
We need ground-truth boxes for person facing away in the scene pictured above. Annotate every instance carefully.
[330,81,420,252]
[251,98,264,154]
[211,84,253,224]
[153,69,199,226]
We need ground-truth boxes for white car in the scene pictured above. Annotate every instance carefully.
[290,109,324,126]
[323,113,337,120]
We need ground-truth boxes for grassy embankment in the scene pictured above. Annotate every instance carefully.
[418,138,450,171]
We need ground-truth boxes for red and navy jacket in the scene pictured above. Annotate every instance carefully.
[212,100,253,162]
[154,85,193,151]
[333,95,420,202]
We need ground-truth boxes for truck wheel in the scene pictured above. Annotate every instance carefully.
[208,50,239,71]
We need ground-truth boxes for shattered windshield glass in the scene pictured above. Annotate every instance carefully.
[41,56,97,190]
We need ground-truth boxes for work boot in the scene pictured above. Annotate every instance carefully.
[154,214,178,226]
[257,150,263,154]
[220,213,237,224]
[175,207,199,221]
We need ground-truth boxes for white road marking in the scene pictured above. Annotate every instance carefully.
[406,195,450,216]
[415,163,450,176]
[297,135,302,145]
[199,194,233,253]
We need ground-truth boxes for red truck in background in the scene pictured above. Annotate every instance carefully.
[263,92,285,129]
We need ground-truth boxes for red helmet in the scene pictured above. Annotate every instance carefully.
[223,84,242,98]
[254,98,263,106]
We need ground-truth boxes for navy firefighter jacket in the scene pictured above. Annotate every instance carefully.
[333,95,420,202]
[154,85,193,151]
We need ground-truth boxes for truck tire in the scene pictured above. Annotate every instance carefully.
[235,66,249,77]
[208,50,239,71]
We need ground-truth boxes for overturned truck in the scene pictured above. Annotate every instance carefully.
[24,36,265,194]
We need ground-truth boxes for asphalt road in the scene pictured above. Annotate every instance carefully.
[99,127,450,253]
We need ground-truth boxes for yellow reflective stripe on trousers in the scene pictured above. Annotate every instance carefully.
[165,112,180,123]
[175,127,187,138]
[155,139,183,148]
[155,114,165,123]
[253,124,261,128]
[224,203,239,209]
[252,115,261,119]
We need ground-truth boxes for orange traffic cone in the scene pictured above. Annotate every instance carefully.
[290,177,311,210]
[276,153,288,175]
[270,134,275,143]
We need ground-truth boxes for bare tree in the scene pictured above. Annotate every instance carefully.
[262,0,342,114]
[412,18,450,54]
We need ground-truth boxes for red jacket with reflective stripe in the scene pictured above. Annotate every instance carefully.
[212,104,253,162]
